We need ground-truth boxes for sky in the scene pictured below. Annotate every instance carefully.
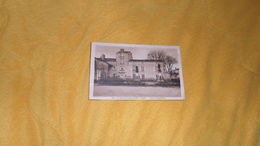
[93,44,180,61]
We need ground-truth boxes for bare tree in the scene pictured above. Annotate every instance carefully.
[165,55,177,73]
[148,50,166,61]
[148,50,178,75]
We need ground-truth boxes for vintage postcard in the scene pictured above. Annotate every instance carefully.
[89,42,185,100]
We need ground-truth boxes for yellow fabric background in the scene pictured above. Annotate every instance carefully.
[0,0,259,145]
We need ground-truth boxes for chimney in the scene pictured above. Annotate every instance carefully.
[100,54,105,60]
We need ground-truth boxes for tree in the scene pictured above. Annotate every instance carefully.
[148,50,166,61]
[165,55,177,74]
[148,50,178,75]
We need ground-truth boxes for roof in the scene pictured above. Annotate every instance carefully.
[129,59,164,62]
[104,58,116,62]
[95,58,114,66]
[95,57,163,64]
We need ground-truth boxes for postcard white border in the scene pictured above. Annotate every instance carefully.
[89,42,185,100]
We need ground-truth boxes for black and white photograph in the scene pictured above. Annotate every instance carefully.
[89,42,185,100]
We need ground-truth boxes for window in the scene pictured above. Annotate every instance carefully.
[158,64,161,72]
[120,59,124,65]
[141,66,144,71]
[132,66,136,71]
[155,64,161,72]
[133,74,136,79]
[142,74,145,79]
[135,66,139,73]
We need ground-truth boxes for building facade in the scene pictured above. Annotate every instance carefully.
[95,49,167,81]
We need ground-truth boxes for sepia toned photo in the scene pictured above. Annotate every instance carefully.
[89,42,185,100]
